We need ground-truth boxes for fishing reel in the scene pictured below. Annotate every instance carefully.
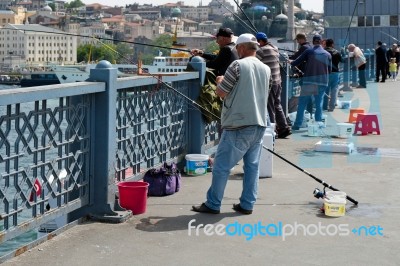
[313,187,326,199]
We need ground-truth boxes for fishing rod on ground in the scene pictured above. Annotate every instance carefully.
[265,147,358,205]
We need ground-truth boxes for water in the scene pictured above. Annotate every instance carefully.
[0,84,51,257]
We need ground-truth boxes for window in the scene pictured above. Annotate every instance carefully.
[390,15,398,26]
[374,16,381,26]
[366,16,373,27]
[358,16,365,27]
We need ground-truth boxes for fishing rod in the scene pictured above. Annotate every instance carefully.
[232,0,258,34]
[343,0,360,48]
[380,31,400,43]
[228,2,292,75]
[265,146,358,205]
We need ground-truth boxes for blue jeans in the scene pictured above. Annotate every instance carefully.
[205,125,266,211]
[294,86,326,128]
[323,72,339,110]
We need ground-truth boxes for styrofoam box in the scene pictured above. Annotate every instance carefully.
[314,140,354,154]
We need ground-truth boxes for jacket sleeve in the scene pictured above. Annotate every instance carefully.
[205,46,233,73]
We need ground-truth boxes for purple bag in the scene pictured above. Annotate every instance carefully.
[143,162,181,196]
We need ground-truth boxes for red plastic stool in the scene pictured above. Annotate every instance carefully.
[348,108,365,123]
[354,113,381,135]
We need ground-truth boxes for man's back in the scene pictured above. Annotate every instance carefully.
[256,44,281,85]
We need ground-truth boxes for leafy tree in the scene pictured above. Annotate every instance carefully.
[65,0,85,9]
[48,3,56,11]
[140,34,173,64]
[115,43,134,63]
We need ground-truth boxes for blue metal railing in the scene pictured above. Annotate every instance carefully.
[0,63,207,254]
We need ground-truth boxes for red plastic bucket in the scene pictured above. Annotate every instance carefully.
[117,181,149,214]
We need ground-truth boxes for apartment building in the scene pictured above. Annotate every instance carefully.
[0,24,77,68]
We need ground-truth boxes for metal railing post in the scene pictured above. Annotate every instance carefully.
[186,58,207,154]
[87,60,131,223]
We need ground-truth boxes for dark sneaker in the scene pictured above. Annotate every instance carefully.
[232,203,253,215]
[277,128,292,139]
[192,203,220,214]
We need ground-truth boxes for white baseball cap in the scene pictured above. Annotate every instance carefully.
[235,33,259,45]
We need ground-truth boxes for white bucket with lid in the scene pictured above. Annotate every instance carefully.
[337,123,355,138]
[324,191,347,217]
[185,154,209,175]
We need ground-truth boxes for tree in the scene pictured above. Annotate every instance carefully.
[48,3,56,11]
[115,43,133,63]
[139,34,173,64]
[65,0,85,9]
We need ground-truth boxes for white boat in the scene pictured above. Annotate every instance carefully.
[52,56,190,84]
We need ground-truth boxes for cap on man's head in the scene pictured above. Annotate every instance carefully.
[378,41,383,45]
[236,33,259,45]
[313,34,322,42]
[256,32,268,41]
[216,27,234,37]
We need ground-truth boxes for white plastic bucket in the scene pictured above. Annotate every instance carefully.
[337,123,355,138]
[324,196,347,217]
[341,101,352,109]
[185,154,209,175]
[324,191,347,217]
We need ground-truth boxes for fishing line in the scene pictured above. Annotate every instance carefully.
[214,0,257,34]
[231,0,258,34]
[1,26,195,54]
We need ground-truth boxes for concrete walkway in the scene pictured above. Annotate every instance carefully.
[4,81,400,266]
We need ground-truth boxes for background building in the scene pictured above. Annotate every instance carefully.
[324,0,400,50]
[0,24,77,69]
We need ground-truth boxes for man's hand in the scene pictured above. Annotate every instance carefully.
[190,49,204,56]
[216,75,224,84]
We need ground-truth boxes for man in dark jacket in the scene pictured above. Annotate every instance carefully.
[289,34,332,130]
[375,41,387,82]
[324,39,343,111]
[190,28,239,76]
[290,33,313,118]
